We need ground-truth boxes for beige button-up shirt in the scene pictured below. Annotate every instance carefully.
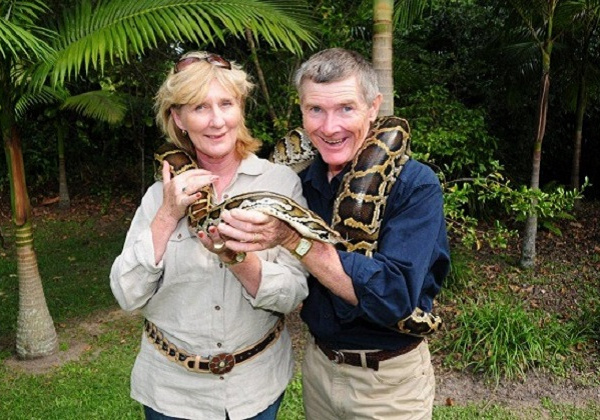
[110,154,308,419]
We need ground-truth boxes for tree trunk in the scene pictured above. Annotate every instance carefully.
[570,27,591,192]
[373,0,394,117]
[57,122,71,210]
[4,123,58,359]
[16,222,59,358]
[570,76,585,191]
[245,28,280,127]
[520,61,551,269]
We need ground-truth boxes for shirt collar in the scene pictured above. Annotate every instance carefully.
[303,154,348,196]
[236,153,263,176]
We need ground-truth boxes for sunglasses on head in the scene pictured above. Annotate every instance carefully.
[174,53,232,73]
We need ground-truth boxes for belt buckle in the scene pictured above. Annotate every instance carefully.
[209,353,235,375]
[331,349,345,364]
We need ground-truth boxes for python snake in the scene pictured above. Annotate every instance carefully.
[154,142,343,245]
[155,116,441,337]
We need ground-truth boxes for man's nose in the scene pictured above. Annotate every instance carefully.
[321,114,338,136]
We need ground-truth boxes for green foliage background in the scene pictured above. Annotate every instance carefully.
[2,0,597,221]
[1,1,600,416]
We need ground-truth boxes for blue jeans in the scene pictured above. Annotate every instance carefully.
[144,392,284,420]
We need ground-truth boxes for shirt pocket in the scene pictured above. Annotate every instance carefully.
[161,225,213,286]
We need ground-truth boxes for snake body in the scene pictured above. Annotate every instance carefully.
[332,117,412,256]
[154,142,343,245]
[202,191,344,244]
[155,116,441,336]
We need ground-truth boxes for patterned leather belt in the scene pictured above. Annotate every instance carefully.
[315,338,423,371]
[144,317,284,375]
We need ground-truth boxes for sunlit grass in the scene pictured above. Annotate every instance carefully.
[0,313,142,419]
[0,217,127,343]
[1,213,599,419]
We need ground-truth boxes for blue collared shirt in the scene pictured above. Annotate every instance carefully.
[299,155,450,350]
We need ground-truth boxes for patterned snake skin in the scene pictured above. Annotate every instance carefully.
[154,116,441,336]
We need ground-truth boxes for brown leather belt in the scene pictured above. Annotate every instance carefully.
[316,338,423,371]
[144,317,284,375]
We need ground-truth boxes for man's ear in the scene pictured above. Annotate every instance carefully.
[369,93,383,121]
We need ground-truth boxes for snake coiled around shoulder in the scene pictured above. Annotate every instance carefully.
[154,116,442,337]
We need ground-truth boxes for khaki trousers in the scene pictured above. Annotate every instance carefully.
[302,337,435,420]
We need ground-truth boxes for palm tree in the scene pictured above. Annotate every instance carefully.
[373,0,394,116]
[372,0,428,116]
[1,0,315,359]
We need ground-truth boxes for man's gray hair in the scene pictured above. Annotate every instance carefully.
[294,48,380,104]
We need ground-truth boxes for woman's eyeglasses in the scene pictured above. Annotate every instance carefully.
[174,53,232,73]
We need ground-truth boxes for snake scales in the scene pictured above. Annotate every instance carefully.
[154,116,441,337]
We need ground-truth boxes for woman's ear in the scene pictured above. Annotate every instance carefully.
[171,108,185,131]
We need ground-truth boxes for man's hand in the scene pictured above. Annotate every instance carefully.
[215,208,301,253]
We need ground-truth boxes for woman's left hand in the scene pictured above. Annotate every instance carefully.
[197,225,229,255]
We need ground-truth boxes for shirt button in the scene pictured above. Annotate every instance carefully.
[219,263,224,268]
[217,343,222,348]
[223,194,229,199]
[177,233,182,239]
[220,376,224,380]
[215,306,221,311]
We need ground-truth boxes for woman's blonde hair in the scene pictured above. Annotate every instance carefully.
[155,51,260,159]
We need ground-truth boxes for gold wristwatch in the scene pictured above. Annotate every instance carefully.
[291,237,313,260]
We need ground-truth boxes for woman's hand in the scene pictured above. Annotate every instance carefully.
[151,160,218,265]
[197,225,244,265]
[156,160,218,224]
[197,225,229,255]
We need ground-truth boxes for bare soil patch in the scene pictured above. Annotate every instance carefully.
[4,308,130,375]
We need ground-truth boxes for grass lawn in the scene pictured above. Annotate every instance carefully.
[1,197,599,419]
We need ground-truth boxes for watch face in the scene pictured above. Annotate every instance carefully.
[295,238,312,256]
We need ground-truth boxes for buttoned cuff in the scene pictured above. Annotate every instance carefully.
[242,252,308,314]
[134,227,164,273]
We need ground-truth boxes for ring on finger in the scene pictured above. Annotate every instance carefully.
[213,241,225,251]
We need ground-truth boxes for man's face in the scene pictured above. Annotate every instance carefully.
[300,76,381,175]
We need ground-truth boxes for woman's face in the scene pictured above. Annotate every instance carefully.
[172,79,242,162]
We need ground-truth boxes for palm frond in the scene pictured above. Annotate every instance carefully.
[0,0,48,25]
[394,0,427,30]
[0,15,54,61]
[563,0,600,28]
[61,90,127,125]
[14,84,66,119]
[44,0,316,84]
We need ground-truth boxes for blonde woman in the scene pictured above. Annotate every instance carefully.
[110,51,307,420]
